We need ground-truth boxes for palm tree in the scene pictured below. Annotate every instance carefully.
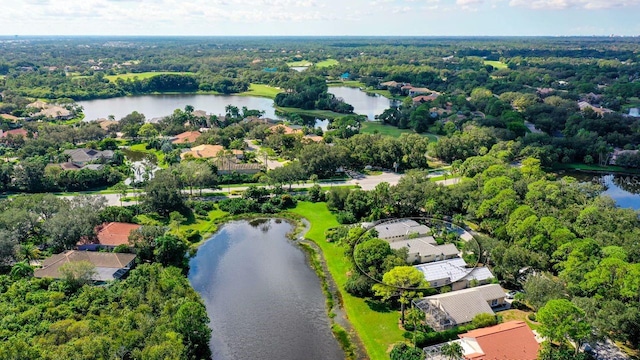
[440,342,463,360]
[10,261,34,279]
[18,243,40,262]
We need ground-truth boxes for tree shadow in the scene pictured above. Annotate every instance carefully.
[365,298,393,313]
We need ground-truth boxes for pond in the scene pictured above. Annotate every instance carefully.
[78,94,279,122]
[77,87,394,125]
[188,219,344,360]
[328,86,396,120]
[561,171,640,210]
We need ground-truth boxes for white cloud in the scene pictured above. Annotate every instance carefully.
[509,0,640,9]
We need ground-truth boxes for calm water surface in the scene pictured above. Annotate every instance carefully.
[78,87,393,123]
[562,171,640,210]
[78,94,279,121]
[188,219,343,360]
[328,86,396,120]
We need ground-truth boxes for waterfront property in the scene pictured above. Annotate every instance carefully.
[414,258,495,290]
[457,321,540,359]
[413,284,506,331]
[389,237,459,264]
[63,148,114,166]
[77,222,141,251]
[373,219,431,241]
[34,250,137,282]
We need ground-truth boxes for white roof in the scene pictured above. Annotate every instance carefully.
[414,258,494,284]
[389,237,459,258]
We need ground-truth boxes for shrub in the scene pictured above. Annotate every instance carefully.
[336,211,357,224]
[472,313,498,328]
[344,274,375,298]
[528,312,537,322]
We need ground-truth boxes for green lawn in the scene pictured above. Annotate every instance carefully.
[275,106,345,119]
[104,71,195,82]
[0,75,5,80]
[128,143,167,167]
[240,83,282,99]
[290,202,405,360]
[361,122,439,142]
[287,60,313,67]
[484,60,508,69]
[316,59,339,68]
[178,207,229,238]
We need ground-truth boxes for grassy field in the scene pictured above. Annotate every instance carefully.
[361,122,439,142]
[290,202,405,360]
[103,71,195,82]
[275,106,346,119]
[240,83,282,99]
[287,60,313,67]
[500,309,540,331]
[484,60,508,69]
[316,59,339,68]
[179,207,229,239]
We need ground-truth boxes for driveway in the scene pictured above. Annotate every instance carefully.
[244,139,283,170]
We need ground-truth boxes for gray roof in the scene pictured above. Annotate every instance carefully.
[63,148,114,164]
[418,284,505,325]
[82,164,104,171]
[389,237,459,258]
[414,258,494,284]
[374,219,431,240]
[34,250,136,282]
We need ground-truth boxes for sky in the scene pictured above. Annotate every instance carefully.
[0,0,639,37]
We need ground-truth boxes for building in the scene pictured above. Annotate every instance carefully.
[34,250,137,282]
[414,258,495,290]
[457,321,540,360]
[0,128,34,139]
[77,222,142,251]
[270,124,303,135]
[180,145,244,160]
[214,157,263,175]
[63,148,114,166]
[389,237,459,264]
[413,94,440,104]
[171,130,202,145]
[414,284,506,331]
[629,108,640,117]
[373,219,431,242]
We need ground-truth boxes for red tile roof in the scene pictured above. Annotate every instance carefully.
[459,321,540,360]
[96,222,141,247]
[0,128,30,138]
[172,131,202,144]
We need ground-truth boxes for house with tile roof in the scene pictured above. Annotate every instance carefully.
[457,321,540,359]
[34,250,137,282]
[77,222,142,251]
[171,130,202,144]
[414,284,506,331]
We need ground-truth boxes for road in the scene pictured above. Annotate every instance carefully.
[65,171,459,207]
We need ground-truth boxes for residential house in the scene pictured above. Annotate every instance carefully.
[77,222,141,251]
[180,145,244,160]
[171,130,202,145]
[408,87,435,97]
[578,101,613,116]
[63,148,114,166]
[373,219,431,242]
[28,101,74,120]
[270,124,303,135]
[457,321,540,360]
[629,108,640,118]
[380,80,401,89]
[413,93,440,105]
[303,135,324,143]
[389,237,459,264]
[0,114,20,122]
[413,284,506,331]
[34,250,137,282]
[0,128,34,139]
[414,258,495,290]
[214,157,263,175]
